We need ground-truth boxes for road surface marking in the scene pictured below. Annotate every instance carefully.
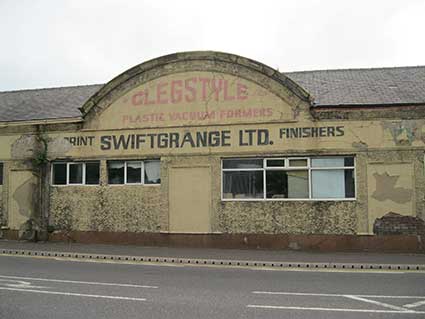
[252,291,425,299]
[0,287,146,301]
[246,304,425,314]
[0,279,49,289]
[344,294,413,312]
[404,300,425,308]
[0,275,157,289]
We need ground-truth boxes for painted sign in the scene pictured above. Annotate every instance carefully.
[92,72,303,130]
[64,126,345,152]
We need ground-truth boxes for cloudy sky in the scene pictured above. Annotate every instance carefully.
[0,0,424,91]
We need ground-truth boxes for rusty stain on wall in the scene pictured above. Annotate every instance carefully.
[372,172,412,204]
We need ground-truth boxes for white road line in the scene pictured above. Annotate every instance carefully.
[0,275,157,289]
[252,291,425,299]
[404,300,425,308]
[0,287,146,301]
[246,304,425,314]
[344,294,412,312]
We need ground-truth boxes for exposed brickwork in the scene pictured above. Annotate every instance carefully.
[373,212,425,236]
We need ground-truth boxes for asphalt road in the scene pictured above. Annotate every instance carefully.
[0,255,424,319]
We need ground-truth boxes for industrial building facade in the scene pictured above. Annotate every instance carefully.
[0,52,424,251]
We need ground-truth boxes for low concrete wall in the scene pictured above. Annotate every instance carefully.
[47,231,424,253]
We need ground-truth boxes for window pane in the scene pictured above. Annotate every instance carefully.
[85,162,100,185]
[266,170,286,198]
[312,169,346,198]
[289,159,308,167]
[127,161,142,183]
[52,163,67,185]
[0,163,3,185]
[345,169,355,198]
[287,171,309,198]
[312,157,345,168]
[69,163,83,184]
[344,157,354,167]
[144,160,161,184]
[266,159,285,167]
[223,171,263,199]
[266,170,308,199]
[108,161,125,184]
[223,159,263,169]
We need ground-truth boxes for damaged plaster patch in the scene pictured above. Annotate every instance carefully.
[12,177,37,219]
[47,137,73,158]
[372,172,412,204]
[11,135,36,159]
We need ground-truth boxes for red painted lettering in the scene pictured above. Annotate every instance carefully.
[199,77,210,101]
[171,80,183,104]
[237,83,248,100]
[223,80,235,101]
[184,78,197,102]
[144,90,156,105]
[211,79,223,101]
[132,91,145,106]
[156,82,168,104]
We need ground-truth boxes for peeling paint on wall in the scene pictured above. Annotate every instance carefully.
[372,172,412,204]
[12,177,37,220]
[11,135,36,159]
[381,120,424,145]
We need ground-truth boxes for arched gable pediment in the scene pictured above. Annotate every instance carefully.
[80,51,312,130]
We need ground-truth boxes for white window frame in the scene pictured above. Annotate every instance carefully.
[221,156,356,201]
[51,162,100,186]
[107,160,160,186]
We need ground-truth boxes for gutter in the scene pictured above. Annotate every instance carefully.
[0,117,83,127]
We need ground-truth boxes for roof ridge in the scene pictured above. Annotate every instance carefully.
[285,65,425,74]
[0,83,103,94]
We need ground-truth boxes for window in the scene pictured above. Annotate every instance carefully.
[51,162,100,186]
[0,163,3,185]
[222,157,355,200]
[107,160,161,185]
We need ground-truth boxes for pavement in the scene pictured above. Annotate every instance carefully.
[1,239,424,268]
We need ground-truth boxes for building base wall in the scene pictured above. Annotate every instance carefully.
[40,231,425,253]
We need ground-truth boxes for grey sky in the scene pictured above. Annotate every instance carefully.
[0,0,424,91]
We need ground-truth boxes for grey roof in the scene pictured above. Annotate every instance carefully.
[0,84,102,122]
[286,66,425,107]
[0,66,425,123]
